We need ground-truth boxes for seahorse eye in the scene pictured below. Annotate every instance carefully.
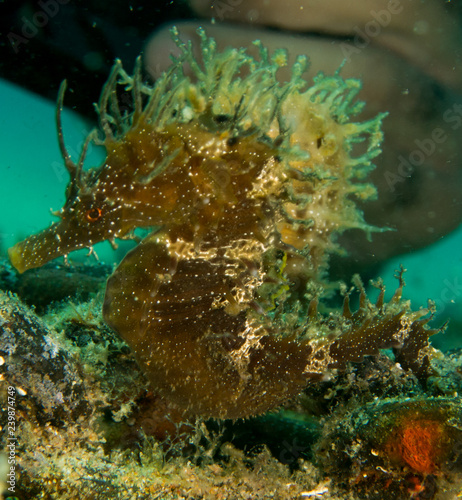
[85,207,102,222]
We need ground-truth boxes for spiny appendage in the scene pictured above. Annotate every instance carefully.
[260,262,439,378]
[325,267,441,378]
[273,95,387,272]
[97,27,383,170]
[97,27,296,146]
[56,81,95,189]
[278,70,388,246]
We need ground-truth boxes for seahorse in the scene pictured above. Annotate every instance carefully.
[8,28,438,419]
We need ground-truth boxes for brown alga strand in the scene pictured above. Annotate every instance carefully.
[8,28,436,418]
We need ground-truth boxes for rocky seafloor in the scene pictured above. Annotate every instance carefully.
[1,259,461,500]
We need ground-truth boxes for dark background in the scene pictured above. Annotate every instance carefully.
[0,0,194,120]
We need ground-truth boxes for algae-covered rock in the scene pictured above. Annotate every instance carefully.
[0,290,92,426]
[315,396,462,499]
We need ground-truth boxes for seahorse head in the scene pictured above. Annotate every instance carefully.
[8,164,124,274]
[8,77,142,275]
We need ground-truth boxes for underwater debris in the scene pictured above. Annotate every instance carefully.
[8,28,440,420]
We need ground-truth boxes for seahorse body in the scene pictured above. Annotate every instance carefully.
[8,28,437,418]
